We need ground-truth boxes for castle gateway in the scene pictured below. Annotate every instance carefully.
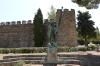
[0,9,77,48]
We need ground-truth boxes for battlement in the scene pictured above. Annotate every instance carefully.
[0,20,33,26]
[63,9,75,15]
[56,9,75,15]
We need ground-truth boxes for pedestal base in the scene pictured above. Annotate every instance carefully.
[43,43,57,66]
[47,43,57,63]
[43,63,57,66]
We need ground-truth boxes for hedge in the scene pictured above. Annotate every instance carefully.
[0,46,89,54]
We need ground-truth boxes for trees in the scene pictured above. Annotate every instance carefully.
[77,11,96,46]
[72,0,100,9]
[92,28,100,43]
[47,5,56,21]
[33,8,44,47]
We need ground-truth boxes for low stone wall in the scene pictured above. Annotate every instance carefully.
[0,61,17,66]
[56,54,100,66]
[1,54,100,66]
[78,55,100,66]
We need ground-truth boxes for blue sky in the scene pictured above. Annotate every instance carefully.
[0,0,100,29]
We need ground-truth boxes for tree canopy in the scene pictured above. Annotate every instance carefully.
[77,11,96,46]
[47,5,56,21]
[72,0,100,9]
[33,8,44,47]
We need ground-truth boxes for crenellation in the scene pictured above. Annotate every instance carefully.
[22,20,26,24]
[63,9,75,14]
[27,20,32,24]
[6,22,10,25]
[64,9,68,12]
[0,20,34,26]
[1,22,5,25]
[57,9,62,12]
[57,9,62,13]
[71,9,75,13]
[63,9,70,16]
[11,21,16,25]
[17,21,21,24]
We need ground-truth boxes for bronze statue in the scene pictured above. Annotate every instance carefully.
[47,7,63,47]
[47,19,57,45]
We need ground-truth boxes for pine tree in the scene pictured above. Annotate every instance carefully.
[33,8,44,47]
[77,11,96,46]
[72,0,100,9]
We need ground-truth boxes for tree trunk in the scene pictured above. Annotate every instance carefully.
[84,36,88,47]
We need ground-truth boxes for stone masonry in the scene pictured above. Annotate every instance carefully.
[0,8,77,48]
[44,9,77,47]
[56,9,77,46]
[0,20,34,48]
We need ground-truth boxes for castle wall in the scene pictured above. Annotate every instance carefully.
[0,20,34,48]
[56,9,77,46]
[0,8,77,48]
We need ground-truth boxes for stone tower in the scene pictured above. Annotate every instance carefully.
[56,9,77,47]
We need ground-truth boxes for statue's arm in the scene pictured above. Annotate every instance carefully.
[55,24,58,34]
[55,9,62,33]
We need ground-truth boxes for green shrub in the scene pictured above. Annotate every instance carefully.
[35,47,42,53]
[20,48,32,53]
[33,47,38,53]
[10,48,21,54]
[0,46,88,54]
[88,44,97,50]
[42,47,47,52]
[57,46,63,52]
[70,47,77,52]
[77,47,87,51]
[14,60,25,66]
[0,48,3,53]
[33,47,47,53]
[10,48,16,53]
[1,48,9,54]
[57,46,69,52]
[63,47,69,52]
[16,48,22,53]
[29,48,34,53]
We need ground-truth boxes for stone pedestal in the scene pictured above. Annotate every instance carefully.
[43,43,57,66]
[43,63,57,66]
[47,46,57,63]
